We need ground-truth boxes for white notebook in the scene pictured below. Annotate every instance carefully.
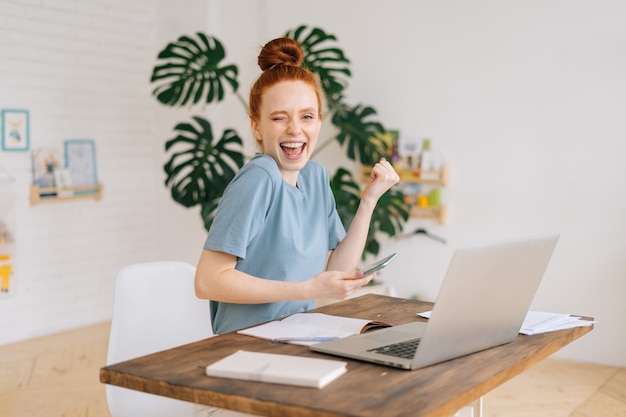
[205,350,347,389]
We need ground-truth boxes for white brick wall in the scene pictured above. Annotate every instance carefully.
[0,0,161,344]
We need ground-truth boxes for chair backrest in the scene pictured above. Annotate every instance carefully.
[106,261,213,417]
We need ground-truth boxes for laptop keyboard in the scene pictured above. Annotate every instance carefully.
[367,338,421,359]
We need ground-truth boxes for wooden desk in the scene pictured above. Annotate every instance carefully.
[100,294,593,417]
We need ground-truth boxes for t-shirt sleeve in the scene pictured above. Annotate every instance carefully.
[203,165,274,259]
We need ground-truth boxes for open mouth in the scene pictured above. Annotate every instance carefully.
[281,142,306,160]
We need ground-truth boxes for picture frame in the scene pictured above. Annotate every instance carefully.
[1,109,30,152]
[53,167,74,197]
[53,167,73,189]
[64,139,98,187]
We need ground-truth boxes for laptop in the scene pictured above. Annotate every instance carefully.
[310,233,560,370]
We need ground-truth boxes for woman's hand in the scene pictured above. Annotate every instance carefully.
[361,158,400,206]
[304,270,374,300]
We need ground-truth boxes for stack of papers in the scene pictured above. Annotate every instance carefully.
[519,311,596,335]
[418,310,595,335]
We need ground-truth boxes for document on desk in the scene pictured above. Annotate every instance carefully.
[418,310,596,335]
[237,312,391,345]
[205,350,347,388]
[518,311,596,335]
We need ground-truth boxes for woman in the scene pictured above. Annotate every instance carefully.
[195,37,399,335]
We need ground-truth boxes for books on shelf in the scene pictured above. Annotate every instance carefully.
[205,350,347,389]
[237,312,391,345]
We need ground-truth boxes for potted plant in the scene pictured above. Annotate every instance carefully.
[150,25,409,257]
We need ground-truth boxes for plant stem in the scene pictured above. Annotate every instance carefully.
[236,92,249,114]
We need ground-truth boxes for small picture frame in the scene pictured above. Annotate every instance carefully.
[53,167,74,197]
[53,167,72,189]
[1,109,30,152]
[64,139,98,187]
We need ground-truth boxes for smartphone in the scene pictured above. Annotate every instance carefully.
[360,253,398,277]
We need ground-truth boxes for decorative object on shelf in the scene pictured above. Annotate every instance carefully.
[1,109,30,152]
[150,26,410,257]
[29,140,103,205]
[31,147,61,190]
[53,167,74,198]
[417,138,441,180]
[396,134,421,171]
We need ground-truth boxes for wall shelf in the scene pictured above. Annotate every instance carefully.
[401,165,448,224]
[397,165,449,186]
[410,205,447,224]
[30,183,103,206]
[361,165,449,186]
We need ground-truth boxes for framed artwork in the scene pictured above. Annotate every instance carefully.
[1,109,30,152]
[64,139,98,187]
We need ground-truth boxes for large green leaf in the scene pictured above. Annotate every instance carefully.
[285,25,351,111]
[163,116,244,208]
[151,33,239,107]
[200,196,221,232]
[370,188,410,236]
[331,103,388,165]
[330,167,361,230]
[365,188,410,256]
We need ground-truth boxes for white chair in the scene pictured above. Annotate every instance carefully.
[105,261,214,417]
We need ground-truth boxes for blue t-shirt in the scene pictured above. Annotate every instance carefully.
[204,154,346,333]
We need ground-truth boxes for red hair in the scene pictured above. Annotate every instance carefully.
[249,38,322,123]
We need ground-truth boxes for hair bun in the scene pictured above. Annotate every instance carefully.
[258,37,304,71]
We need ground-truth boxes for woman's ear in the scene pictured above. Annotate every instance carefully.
[250,117,260,141]
[250,117,264,151]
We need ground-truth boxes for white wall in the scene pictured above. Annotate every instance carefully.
[0,0,162,342]
[190,0,626,366]
[1,0,624,367]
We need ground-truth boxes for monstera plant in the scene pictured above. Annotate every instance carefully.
[151,25,409,257]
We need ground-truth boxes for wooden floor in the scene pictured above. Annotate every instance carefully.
[1,322,625,417]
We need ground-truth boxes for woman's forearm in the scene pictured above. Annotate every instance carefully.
[195,249,308,303]
[196,249,371,304]
[327,158,400,271]
[327,199,375,271]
